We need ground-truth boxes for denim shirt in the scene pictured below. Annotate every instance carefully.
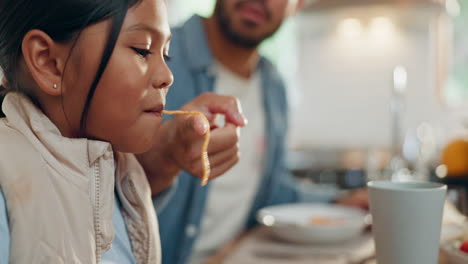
[157,15,300,264]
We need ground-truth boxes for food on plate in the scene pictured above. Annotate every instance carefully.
[460,240,468,254]
[162,110,211,186]
[308,216,346,226]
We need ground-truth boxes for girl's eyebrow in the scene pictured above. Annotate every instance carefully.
[124,23,171,42]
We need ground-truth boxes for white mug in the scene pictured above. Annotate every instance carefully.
[368,181,447,264]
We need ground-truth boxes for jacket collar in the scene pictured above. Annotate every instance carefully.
[2,92,111,168]
[180,15,214,72]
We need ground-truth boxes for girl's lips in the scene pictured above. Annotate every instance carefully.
[145,104,163,112]
[144,104,164,116]
[144,111,162,117]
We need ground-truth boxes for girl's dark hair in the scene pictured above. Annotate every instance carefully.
[0,0,142,133]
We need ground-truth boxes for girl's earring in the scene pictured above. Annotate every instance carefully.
[53,84,58,89]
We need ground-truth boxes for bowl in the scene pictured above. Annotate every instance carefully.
[257,203,367,244]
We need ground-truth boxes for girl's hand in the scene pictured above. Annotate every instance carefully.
[137,92,247,196]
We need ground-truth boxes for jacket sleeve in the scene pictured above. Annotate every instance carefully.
[0,188,10,264]
[276,173,338,204]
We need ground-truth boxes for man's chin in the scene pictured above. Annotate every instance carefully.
[223,27,266,48]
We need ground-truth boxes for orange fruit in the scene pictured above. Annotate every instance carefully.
[441,138,468,177]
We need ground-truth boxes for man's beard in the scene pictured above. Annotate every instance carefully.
[215,0,281,49]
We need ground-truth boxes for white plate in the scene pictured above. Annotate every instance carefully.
[257,203,367,244]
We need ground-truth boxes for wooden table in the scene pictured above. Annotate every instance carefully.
[204,227,450,264]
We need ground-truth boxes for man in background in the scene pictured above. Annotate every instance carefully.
[153,0,368,263]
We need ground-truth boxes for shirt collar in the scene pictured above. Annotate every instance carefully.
[179,15,215,72]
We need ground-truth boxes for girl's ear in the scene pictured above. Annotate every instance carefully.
[21,29,68,96]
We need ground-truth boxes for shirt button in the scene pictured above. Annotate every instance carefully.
[185,225,197,238]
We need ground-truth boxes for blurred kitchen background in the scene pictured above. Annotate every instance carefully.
[168,0,468,211]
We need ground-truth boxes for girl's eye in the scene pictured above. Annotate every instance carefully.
[132,47,153,58]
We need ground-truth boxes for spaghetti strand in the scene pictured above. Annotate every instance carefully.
[162,110,211,186]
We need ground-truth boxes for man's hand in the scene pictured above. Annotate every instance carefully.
[137,92,247,195]
[335,188,369,210]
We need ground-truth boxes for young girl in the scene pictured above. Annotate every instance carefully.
[0,0,245,263]
[0,0,249,264]
[0,0,173,262]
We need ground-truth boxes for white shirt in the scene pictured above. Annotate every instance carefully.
[189,63,265,263]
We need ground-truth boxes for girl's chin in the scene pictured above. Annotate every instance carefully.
[112,136,157,154]
[113,146,149,155]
